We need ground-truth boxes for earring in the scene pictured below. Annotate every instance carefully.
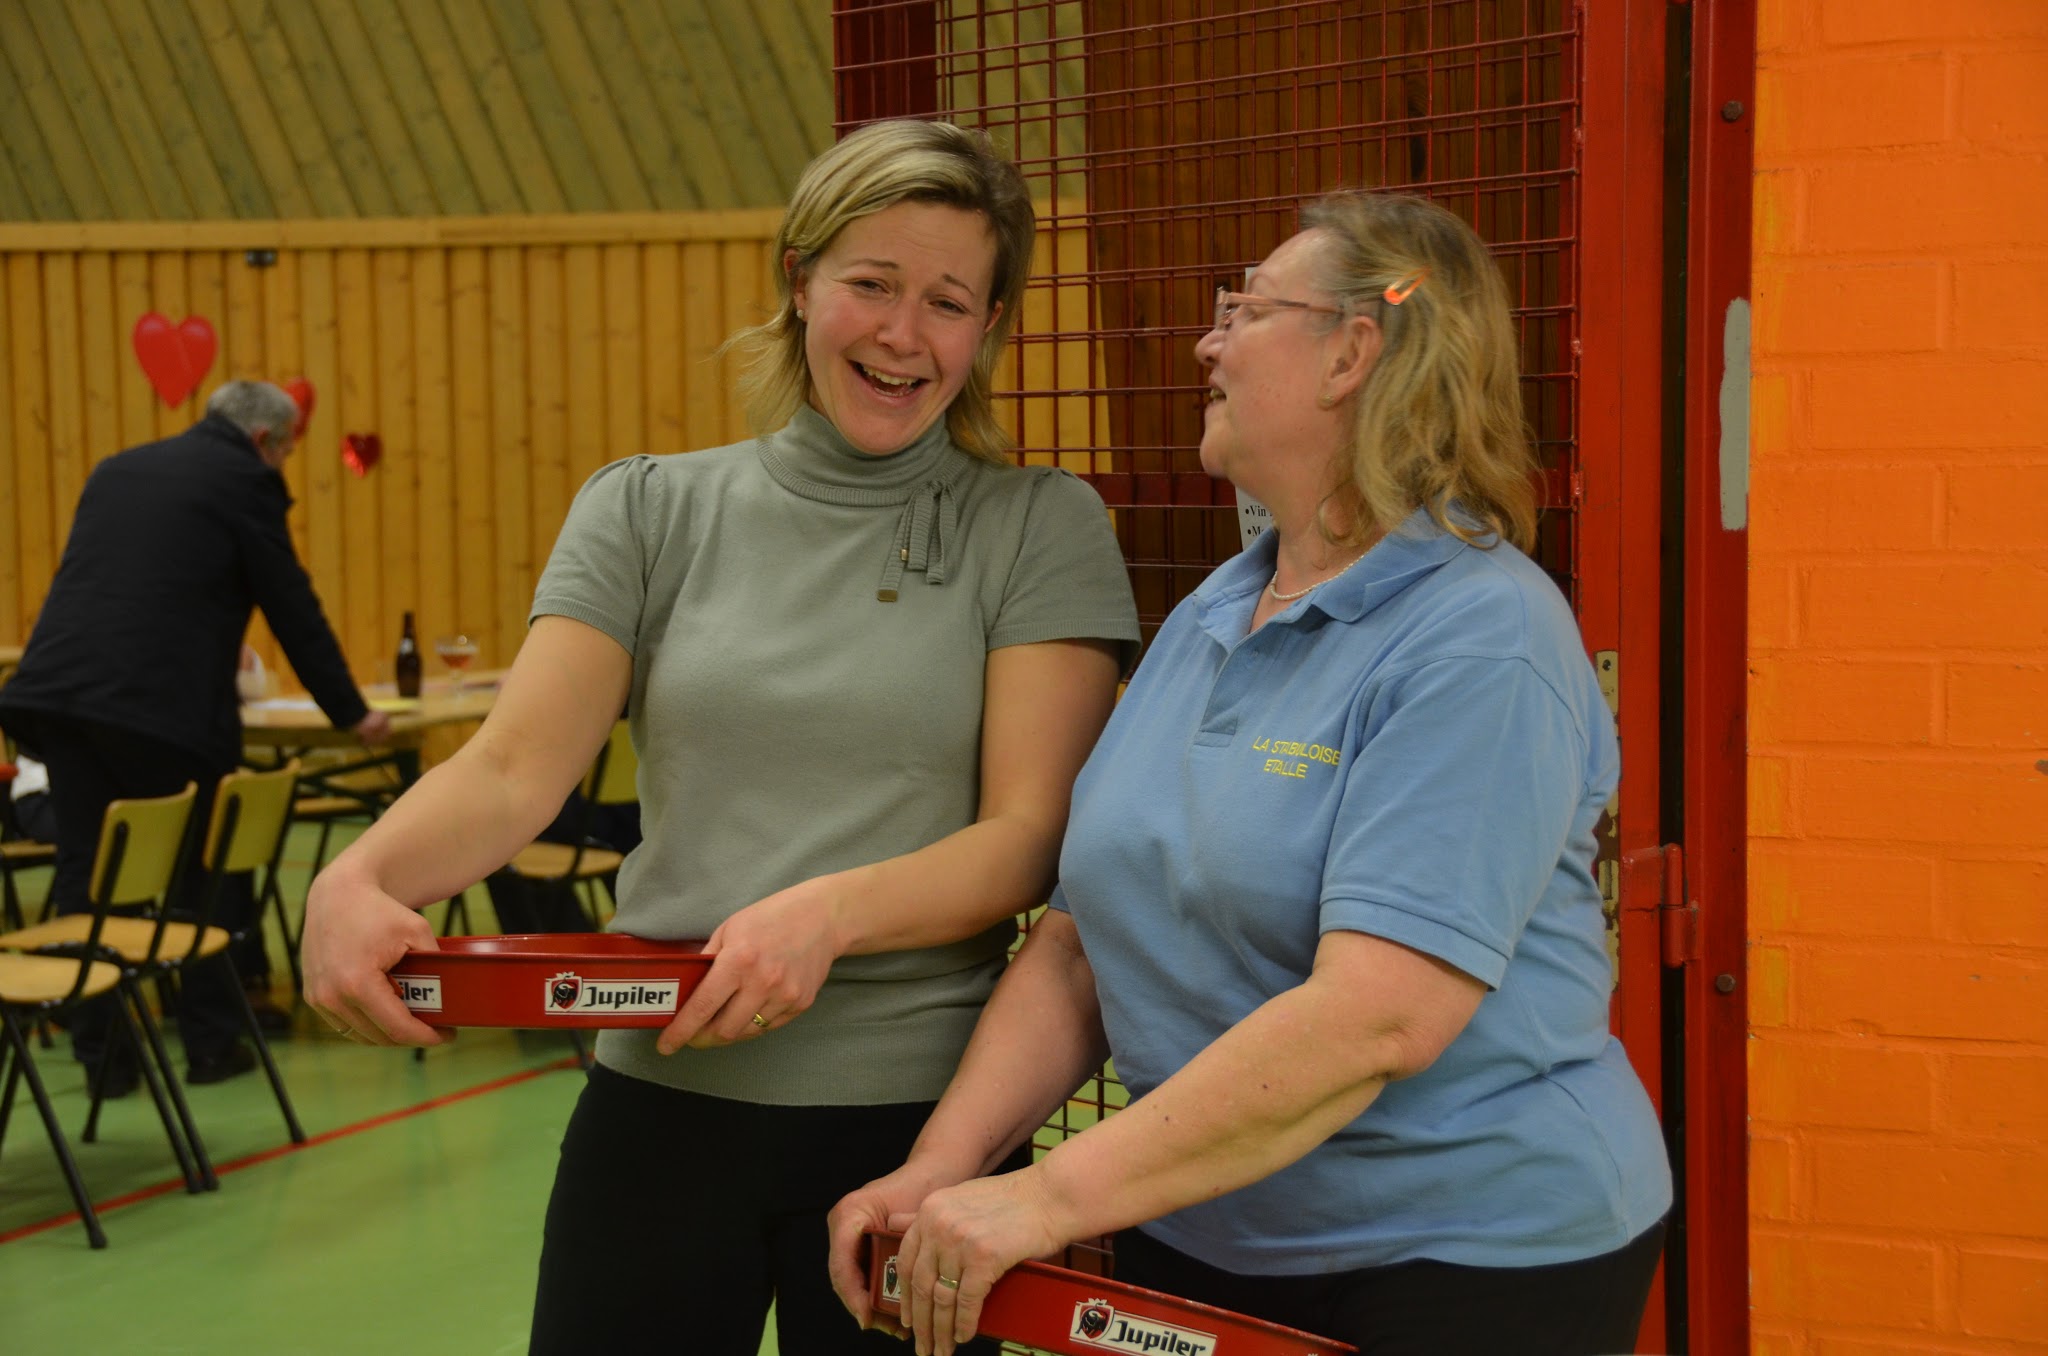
[795,308,806,322]
[1316,393,1336,409]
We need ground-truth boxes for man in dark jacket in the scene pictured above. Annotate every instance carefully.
[0,381,390,1089]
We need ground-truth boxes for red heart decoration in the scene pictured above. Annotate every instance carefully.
[341,432,383,478]
[132,312,218,406]
[282,378,316,440]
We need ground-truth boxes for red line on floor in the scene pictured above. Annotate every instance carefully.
[0,1055,580,1246]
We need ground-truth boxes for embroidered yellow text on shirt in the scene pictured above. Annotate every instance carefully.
[1252,736,1342,779]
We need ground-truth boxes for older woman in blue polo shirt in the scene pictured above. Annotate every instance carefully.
[828,190,1671,1356]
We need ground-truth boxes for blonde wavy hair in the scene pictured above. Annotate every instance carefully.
[1299,190,1538,553]
[725,119,1034,463]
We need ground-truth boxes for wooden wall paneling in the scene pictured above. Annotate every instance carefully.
[717,241,764,445]
[223,249,265,380]
[701,4,812,190]
[0,4,113,219]
[641,243,683,454]
[410,247,457,650]
[602,242,645,463]
[577,0,700,211]
[333,247,382,664]
[487,246,532,670]
[10,257,54,625]
[262,249,307,549]
[76,254,121,493]
[614,0,723,209]
[41,256,87,545]
[526,245,568,585]
[188,249,227,406]
[659,0,783,206]
[272,0,397,219]
[186,0,314,219]
[67,0,196,219]
[225,0,360,217]
[140,0,278,218]
[22,2,154,218]
[304,0,440,215]
[112,253,157,450]
[338,0,465,217]
[0,264,17,640]
[528,1,658,212]
[147,249,191,440]
[448,247,493,648]
[679,238,726,453]
[374,249,419,648]
[562,245,608,495]
[606,0,720,210]
[478,0,610,214]
[395,0,523,214]
[103,0,238,220]
[750,0,831,163]
[295,249,348,690]
[0,53,67,220]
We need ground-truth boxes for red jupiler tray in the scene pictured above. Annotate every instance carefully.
[386,933,711,1028]
[866,1231,1354,1356]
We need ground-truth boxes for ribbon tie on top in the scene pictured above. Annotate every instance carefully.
[877,477,958,601]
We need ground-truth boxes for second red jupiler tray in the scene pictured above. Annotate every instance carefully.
[386,933,711,1028]
[866,1231,1355,1356]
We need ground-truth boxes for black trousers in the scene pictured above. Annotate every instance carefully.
[531,1063,1012,1356]
[4,711,253,1065]
[1114,1217,1668,1356]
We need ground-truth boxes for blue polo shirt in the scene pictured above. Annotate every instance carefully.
[1051,511,1670,1273]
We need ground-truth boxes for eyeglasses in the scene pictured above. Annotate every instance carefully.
[1211,269,1428,332]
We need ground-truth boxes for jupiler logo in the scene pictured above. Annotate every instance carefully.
[391,975,443,1012]
[542,971,680,1015]
[881,1255,902,1303]
[1069,1300,1219,1355]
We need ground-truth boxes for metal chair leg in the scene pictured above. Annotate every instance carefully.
[122,981,215,1191]
[102,992,205,1195]
[224,955,305,1143]
[2,1011,107,1248]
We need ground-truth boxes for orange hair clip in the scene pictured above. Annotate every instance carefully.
[1383,270,1428,305]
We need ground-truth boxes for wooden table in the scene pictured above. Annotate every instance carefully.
[242,672,501,791]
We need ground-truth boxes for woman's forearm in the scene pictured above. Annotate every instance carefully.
[907,912,1112,1183]
[1029,932,1485,1244]
[315,616,632,910]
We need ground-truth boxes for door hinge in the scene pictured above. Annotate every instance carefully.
[1620,843,1695,968]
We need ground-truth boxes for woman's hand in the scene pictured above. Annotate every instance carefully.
[825,1161,961,1336]
[655,875,847,1053]
[302,862,450,1046]
[897,1168,1069,1356]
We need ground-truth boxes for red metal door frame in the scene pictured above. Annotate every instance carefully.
[1578,2,1677,1347]
[1678,0,1755,1351]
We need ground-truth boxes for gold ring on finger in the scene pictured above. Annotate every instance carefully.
[937,1273,960,1290]
[751,1012,768,1028]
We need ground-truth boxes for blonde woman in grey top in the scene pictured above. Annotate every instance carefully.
[303,121,1138,1355]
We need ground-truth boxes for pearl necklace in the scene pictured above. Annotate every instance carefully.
[1267,549,1369,602]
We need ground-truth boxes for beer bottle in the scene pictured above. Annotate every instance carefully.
[394,611,422,699]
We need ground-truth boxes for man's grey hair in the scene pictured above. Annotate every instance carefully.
[205,380,298,442]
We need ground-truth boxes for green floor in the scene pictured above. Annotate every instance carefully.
[0,828,791,1355]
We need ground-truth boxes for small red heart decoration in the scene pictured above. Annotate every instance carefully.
[282,378,316,440]
[341,432,383,478]
[132,312,218,406]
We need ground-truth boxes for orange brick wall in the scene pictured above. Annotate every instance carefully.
[1750,2,2048,1350]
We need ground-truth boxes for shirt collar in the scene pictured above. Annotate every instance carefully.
[1191,506,1467,642]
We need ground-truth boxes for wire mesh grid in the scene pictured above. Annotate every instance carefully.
[835,0,1582,1337]
[838,0,1582,649]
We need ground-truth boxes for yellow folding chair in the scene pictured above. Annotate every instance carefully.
[0,784,204,1246]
